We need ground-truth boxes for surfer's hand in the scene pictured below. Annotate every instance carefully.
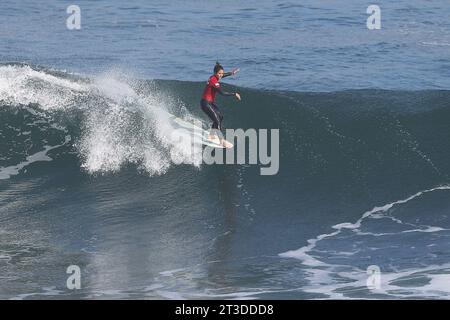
[235,92,241,101]
[231,68,240,75]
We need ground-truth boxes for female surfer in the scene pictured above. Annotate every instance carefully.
[200,62,241,148]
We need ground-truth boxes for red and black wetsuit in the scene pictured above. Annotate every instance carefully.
[200,72,235,131]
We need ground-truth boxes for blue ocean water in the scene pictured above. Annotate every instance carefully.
[1,0,449,91]
[1,1,450,300]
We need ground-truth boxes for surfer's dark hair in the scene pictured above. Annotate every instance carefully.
[214,61,223,74]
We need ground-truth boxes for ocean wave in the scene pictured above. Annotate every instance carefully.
[0,64,202,178]
[1,63,450,184]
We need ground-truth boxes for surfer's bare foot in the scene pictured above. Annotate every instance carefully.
[207,135,220,144]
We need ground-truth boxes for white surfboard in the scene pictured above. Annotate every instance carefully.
[169,115,233,149]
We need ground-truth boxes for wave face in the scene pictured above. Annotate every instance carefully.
[0,63,203,178]
[1,64,450,299]
[2,64,450,182]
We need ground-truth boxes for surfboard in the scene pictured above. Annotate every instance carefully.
[168,115,233,149]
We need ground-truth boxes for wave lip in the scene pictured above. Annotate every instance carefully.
[0,64,203,178]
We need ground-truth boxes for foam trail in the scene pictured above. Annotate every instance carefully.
[279,185,450,298]
[0,135,71,180]
[280,185,450,259]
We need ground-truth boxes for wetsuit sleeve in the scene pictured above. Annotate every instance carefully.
[216,86,235,96]
[211,76,235,97]
[222,71,233,78]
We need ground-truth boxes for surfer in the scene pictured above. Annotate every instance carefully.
[201,62,241,148]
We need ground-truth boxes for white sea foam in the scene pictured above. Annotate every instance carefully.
[279,185,450,298]
[419,41,450,47]
[10,286,65,300]
[422,274,450,293]
[0,64,87,110]
[0,65,203,177]
[78,70,202,175]
[0,135,71,179]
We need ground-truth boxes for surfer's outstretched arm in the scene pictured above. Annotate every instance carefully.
[222,68,240,78]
